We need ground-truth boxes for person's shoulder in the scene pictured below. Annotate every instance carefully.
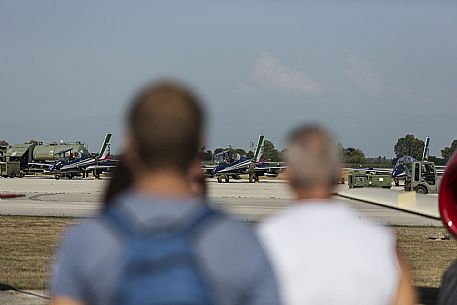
[258,201,394,237]
[208,208,257,238]
[60,214,117,251]
[200,206,263,252]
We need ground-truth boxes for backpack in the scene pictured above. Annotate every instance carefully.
[103,203,217,305]
[438,260,457,305]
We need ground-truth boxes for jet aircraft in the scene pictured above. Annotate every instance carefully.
[32,133,117,179]
[210,135,286,183]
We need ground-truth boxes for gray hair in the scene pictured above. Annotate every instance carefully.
[286,124,340,189]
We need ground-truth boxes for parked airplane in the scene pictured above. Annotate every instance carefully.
[32,133,117,179]
[349,137,445,186]
[209,135,286,183]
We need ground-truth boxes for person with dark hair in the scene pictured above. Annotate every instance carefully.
[50,81,280,305]
[258,124,417,305]
[103,156,206,205]
[103,158,134,205]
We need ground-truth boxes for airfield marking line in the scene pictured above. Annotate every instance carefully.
[336,193,440,220]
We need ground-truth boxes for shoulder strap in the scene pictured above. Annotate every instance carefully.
[102,201,221,239]
[181,203,219,236]
[103,205,137,238]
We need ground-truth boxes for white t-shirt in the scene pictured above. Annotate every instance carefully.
[258,200,399,305]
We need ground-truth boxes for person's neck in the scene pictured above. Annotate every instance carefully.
[134,170,193,198]
[294,187,332,202]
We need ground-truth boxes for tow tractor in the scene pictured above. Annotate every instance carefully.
[404,161,438,194]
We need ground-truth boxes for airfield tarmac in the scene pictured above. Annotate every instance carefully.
[0,177,442,226]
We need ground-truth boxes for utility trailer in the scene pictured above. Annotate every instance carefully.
[348,170,392,189]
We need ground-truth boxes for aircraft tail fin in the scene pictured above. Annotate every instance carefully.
[98,133,112,159]
[422,136,430,161]
[253,135,265,162]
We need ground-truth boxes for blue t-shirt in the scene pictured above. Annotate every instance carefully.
[50,192,280,305]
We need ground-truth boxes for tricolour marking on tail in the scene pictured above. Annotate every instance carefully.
[422,136,430,161]
[98,133,112,159]
[253,135,265,162]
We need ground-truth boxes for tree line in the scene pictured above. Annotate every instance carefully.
[201,139,283,162]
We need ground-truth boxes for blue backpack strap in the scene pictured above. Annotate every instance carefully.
[103,201,220,239]
[102,204,138,238]
[181,203,219,237]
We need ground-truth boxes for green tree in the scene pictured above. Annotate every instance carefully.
[343,147,366,164]
[203,150,213,161]
[27,139,41,145]
[394,134,425,160]
[214,148,225,155]
[441,140,457,160]
[429,155,447,166]
[234,148,247,156]
[246,151,254,159]
[263,139,280,162]
[279,148,288,161]
[0,140,8,146]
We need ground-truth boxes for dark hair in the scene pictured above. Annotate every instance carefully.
[103,157,208,206]
[128,81,204,172]
[103,158,133,206]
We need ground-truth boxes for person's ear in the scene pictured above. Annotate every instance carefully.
[187,158,202,177]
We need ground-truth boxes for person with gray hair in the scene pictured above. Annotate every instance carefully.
[258,124,417,305]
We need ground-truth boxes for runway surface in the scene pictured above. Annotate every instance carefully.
[0,177,442,226]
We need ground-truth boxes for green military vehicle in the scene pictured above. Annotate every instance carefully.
[0,144,7,161]
[4,141,91,176]
[348,170,392,189]
[404,161,438,194]
[0,161,22,178]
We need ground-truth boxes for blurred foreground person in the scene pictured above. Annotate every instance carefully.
[50,81,280,305]
[436,151,457,305]
[258,124,417,305]
[103,158,134,204]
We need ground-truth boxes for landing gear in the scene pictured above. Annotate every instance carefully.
[394,178,400,187]
[216,175,230,183]
[249,173,259,183]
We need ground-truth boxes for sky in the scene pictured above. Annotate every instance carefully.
[1,1,456,157]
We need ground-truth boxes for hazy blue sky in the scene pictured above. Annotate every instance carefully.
[1,1,456,157]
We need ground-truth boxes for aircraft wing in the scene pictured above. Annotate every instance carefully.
[28,162,54,168]
[85,164,117,171]
[201,165,216,170]
[61,157,118,171]
[216,160,252,173]
[254,165,287,171]
[60,158,96,171]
